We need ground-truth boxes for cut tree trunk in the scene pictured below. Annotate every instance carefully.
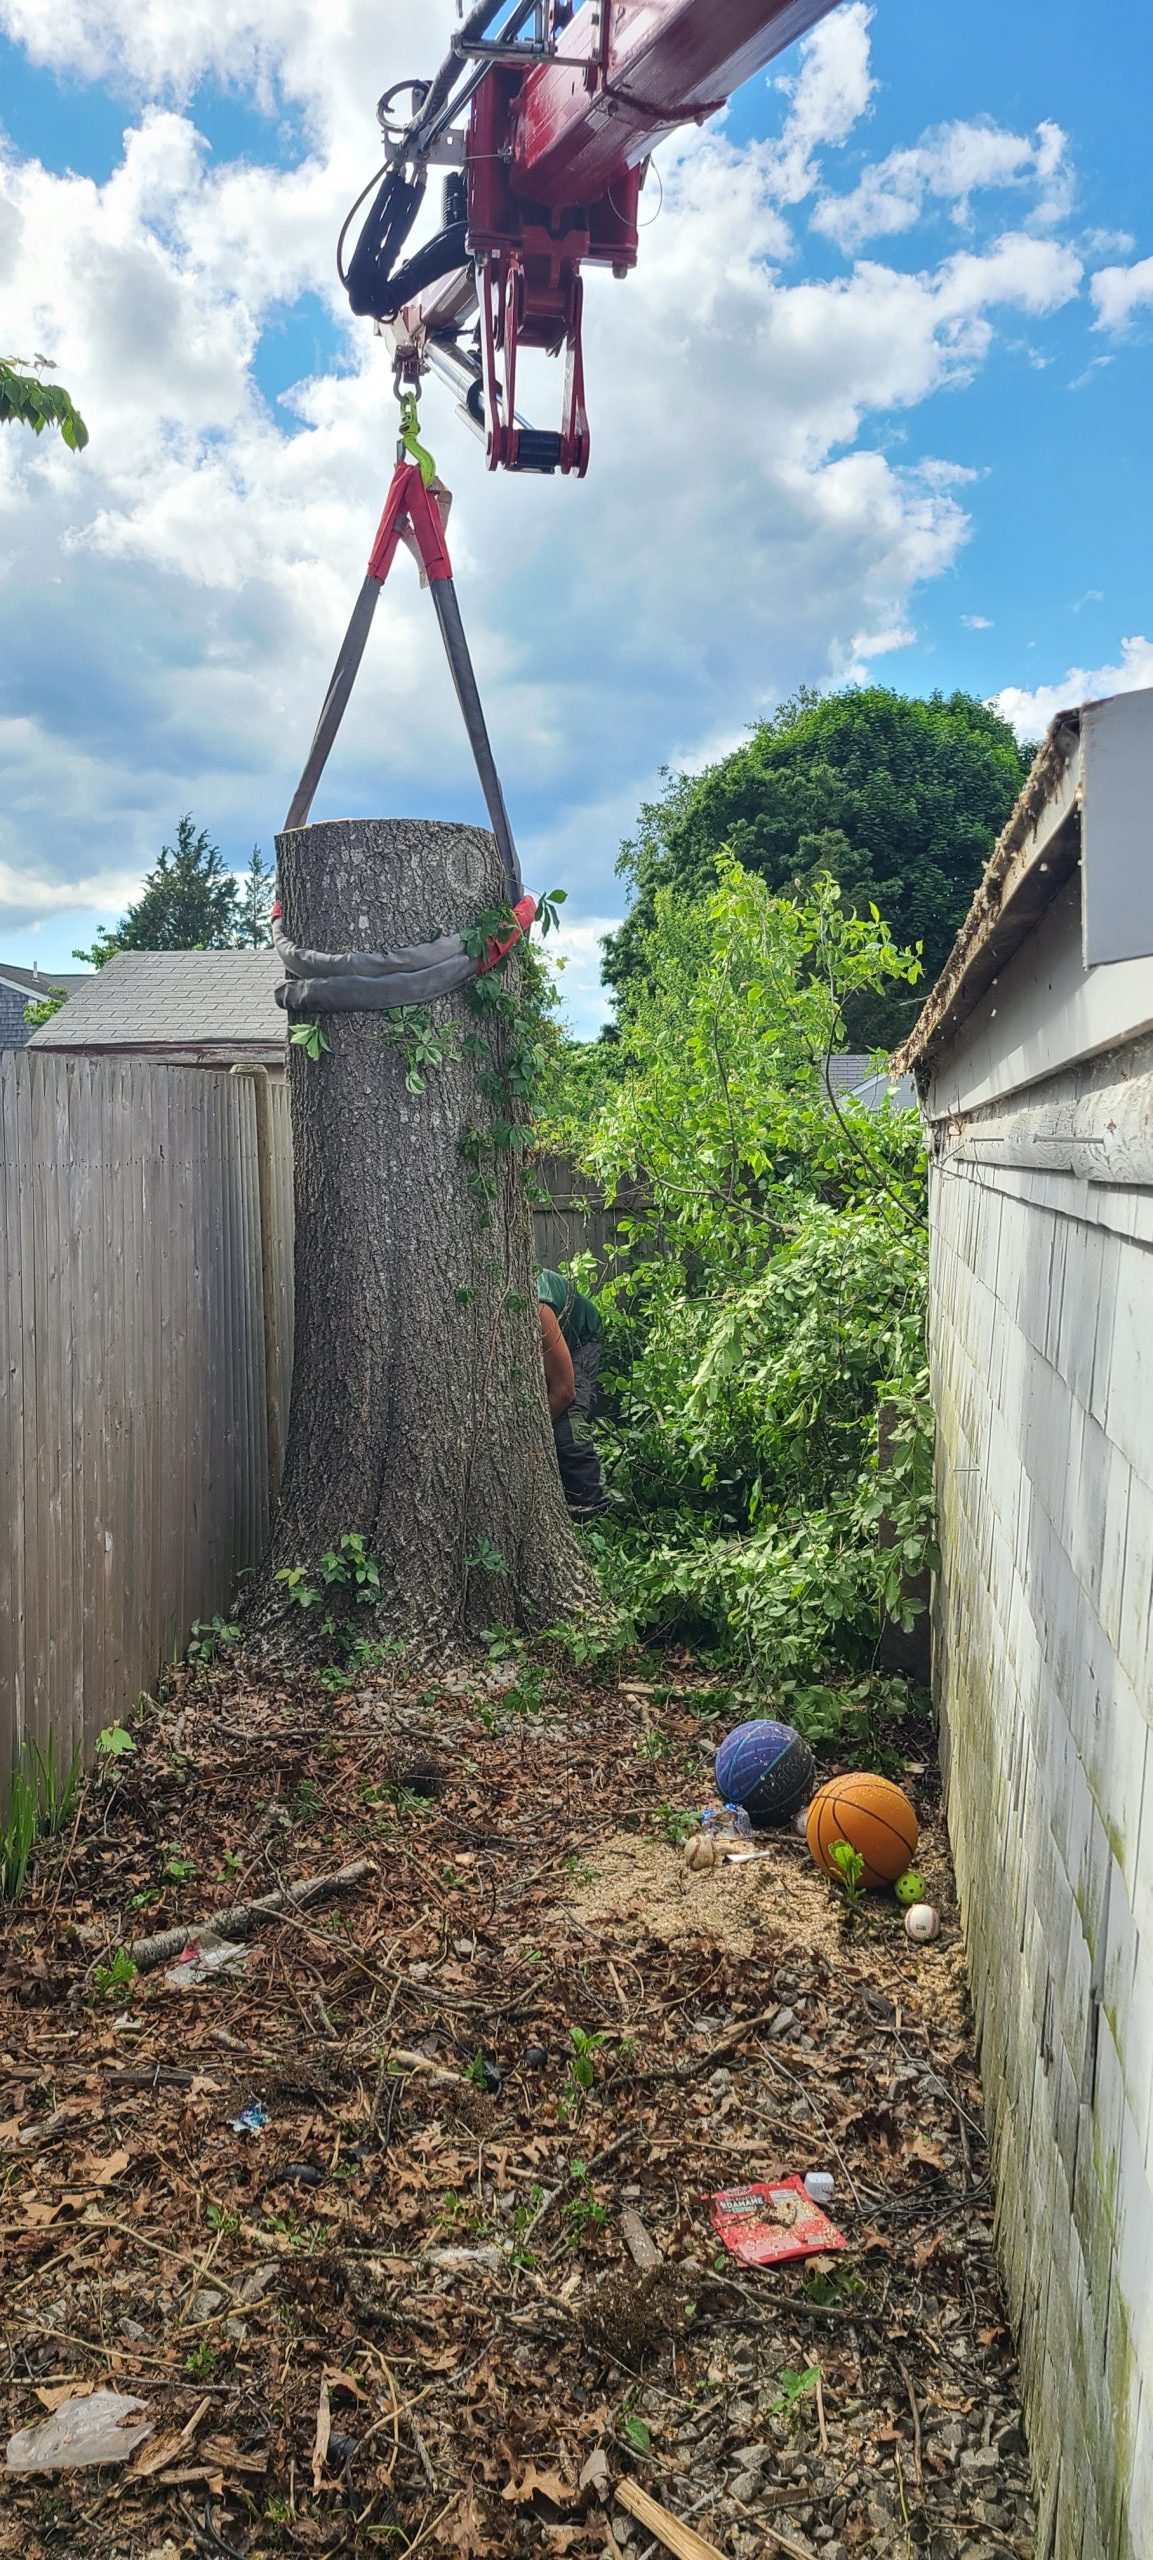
[255,816,599,1658]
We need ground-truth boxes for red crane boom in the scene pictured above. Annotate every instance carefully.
[513,1,837,208]
[342,0,841,475]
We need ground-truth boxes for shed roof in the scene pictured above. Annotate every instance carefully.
[893,706,1085,1082]
[28,948,285,1061]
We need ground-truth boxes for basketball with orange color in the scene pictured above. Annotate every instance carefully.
[806,1772,919,1890]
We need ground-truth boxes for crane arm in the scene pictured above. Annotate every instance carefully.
[511,1,839,209]
[342,0,842,476]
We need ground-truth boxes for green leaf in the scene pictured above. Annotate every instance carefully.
[97,1724,136,1757]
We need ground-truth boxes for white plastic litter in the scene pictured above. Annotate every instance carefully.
[803,2170,836,2206]
[6,2391,153,2473]
[164,1930,248,1988]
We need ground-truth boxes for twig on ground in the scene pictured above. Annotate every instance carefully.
[615,2476,730,2560]
[901,2363,923,2485]
[636,2491,717,2560]
[410,2419,438,2489]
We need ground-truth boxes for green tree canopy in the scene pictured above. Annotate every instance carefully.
[603,685,1033,1048]
[1,356,89,450]
[76,816,248,964]
[571,862,933,1690]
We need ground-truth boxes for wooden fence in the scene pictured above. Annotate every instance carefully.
[0,1059,623,1790]
[531,1150,644,1282]
[0,1052,293,1790]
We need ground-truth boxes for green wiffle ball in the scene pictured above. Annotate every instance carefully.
[895,1869,927,1907]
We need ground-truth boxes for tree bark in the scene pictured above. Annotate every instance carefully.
[257,816,599,1657]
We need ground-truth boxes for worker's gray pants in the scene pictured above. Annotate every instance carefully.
[554,1339,608,1517]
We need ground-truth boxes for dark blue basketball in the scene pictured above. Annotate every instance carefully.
[714,1719,816,1828]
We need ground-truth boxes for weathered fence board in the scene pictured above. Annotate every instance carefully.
[531,1149,643,1281]
[0,1057,614,1792]
[264,1077,295,1469]
[0,1053,291,1788]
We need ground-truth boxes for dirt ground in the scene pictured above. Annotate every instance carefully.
[1,1650,1036,2560]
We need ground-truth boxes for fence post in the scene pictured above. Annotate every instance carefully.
[252,1069,285,1508]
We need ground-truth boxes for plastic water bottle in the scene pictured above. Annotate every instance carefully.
[700,1803,754,1845]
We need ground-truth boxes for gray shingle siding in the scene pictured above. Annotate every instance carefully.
[0,966,88,1050]
[0,982,33,1049]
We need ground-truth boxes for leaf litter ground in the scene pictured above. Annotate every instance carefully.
[2,1652,1035,2560]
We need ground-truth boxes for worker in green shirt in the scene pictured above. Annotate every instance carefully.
[537,1266,609,1518]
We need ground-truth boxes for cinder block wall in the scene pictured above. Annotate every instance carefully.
[931,1138,1153,2560]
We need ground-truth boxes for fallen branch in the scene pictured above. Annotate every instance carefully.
[615,2478,729,2560]
[699,2268,882,2330]
[634,2007,791,2085]
[129,1862,372,1970]
[618,2475,813,2560]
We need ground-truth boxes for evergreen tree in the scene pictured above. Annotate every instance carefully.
[75,816,240,964]
[237,845,276,947]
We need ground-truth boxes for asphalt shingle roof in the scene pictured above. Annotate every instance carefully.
[28,949,285,1054]
[825,1053,873,1097]
[0,962,90,998]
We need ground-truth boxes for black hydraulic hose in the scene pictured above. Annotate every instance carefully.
[338,1,541,322]
[347,213,470,324]
[341,164,425,309]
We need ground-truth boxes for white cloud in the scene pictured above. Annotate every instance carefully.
[1091,255,1153,332]
[1082,227,1135,258]
[962,613,992,629]
[815,116,1071,252]
[762,1,876,207]
[831,618,915,683]
[0,846,144,929]
[542,916,623,1036]
[995,635,1153,740]
[0,0,1121,1030]
[0,0,429,167]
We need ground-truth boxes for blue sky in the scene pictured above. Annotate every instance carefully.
[1,0,1151,1028]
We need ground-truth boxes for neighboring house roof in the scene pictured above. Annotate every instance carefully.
[28,949,284,1066]
[0,961,90,999]
[849,1067,917,1111]
[825,1053,873,1097]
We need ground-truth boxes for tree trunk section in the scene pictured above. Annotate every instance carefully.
[258,817,600,1657]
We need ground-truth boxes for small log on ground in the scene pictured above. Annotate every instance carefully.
[129,1860,371,1970]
